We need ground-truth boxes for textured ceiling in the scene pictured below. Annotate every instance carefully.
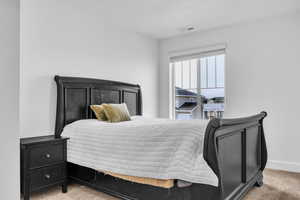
[65,0,300,39]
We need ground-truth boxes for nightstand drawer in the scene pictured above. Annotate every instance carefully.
[30,164,66,191]
[29,143,64,168]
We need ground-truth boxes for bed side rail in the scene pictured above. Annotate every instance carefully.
[203,111,267,199]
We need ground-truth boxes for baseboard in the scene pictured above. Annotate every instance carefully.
[267,160,300,173]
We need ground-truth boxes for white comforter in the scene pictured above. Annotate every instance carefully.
[62,116,218,186]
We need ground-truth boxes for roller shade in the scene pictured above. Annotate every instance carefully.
[169,44,226,62]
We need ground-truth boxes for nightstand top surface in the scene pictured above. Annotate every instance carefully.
[20,135,69,145]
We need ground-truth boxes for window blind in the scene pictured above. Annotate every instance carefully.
[170,48,225,63]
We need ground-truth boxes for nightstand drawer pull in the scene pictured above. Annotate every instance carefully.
[45,153,51,159]
[45,174,51,179]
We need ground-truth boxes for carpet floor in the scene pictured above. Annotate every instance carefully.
[28,169,300,200]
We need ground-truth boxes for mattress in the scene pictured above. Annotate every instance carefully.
[62,116,218,187]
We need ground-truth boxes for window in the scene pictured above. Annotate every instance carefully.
[171,53,225,120]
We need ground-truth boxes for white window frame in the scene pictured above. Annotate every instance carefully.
[168,44,226,119]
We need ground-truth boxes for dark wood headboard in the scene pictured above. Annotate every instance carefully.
[54,76,142,138]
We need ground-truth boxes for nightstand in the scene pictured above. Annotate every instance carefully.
[20,135,69,200]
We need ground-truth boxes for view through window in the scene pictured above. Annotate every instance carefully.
[172,54,225,120]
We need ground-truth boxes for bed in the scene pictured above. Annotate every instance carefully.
[54,75,268,200]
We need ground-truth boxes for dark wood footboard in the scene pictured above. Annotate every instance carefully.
[203,111,268,200]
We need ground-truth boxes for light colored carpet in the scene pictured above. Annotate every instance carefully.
[29,169,300,200]
[244,169,300,200]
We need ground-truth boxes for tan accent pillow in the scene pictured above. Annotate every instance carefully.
[102,103,131,123]
[90,105,108,121]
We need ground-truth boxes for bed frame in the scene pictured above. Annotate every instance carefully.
[54,75,268,200]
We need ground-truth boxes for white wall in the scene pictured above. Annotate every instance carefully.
[160,12,300,172]
[0,0,20,199]
[20,0,159,137]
